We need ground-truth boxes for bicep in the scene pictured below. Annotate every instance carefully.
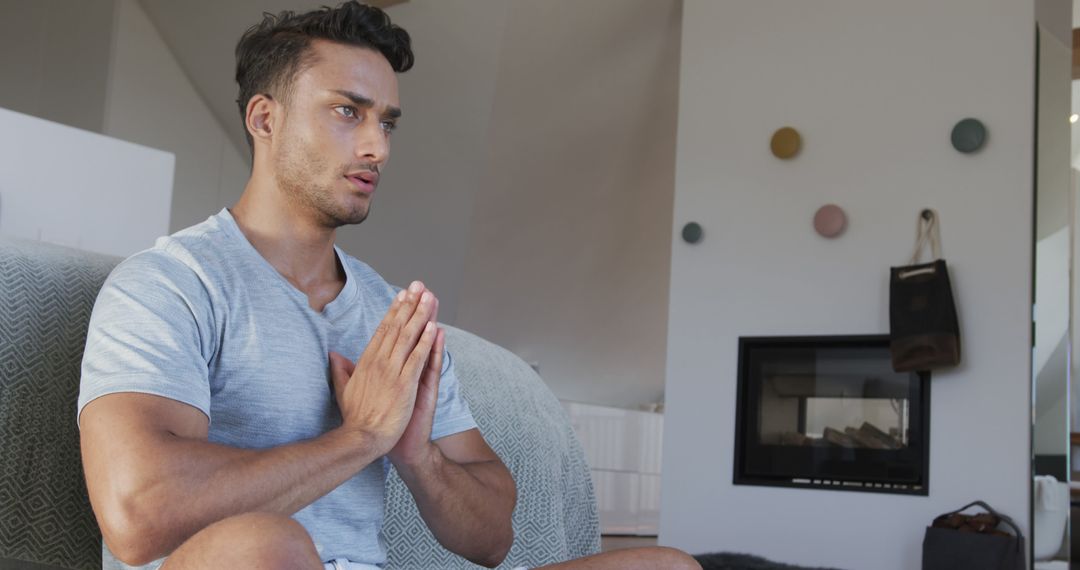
[80,393,209,513]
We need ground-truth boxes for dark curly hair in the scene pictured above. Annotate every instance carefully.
[234,1,413,155]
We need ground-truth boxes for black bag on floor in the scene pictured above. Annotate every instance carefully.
[922,500,1025,570]
[890,209,961,372]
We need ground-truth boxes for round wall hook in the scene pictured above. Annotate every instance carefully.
[950,118,987,153]
[770,127,802,159]
[682,222,703,244]
[813,205,847,238]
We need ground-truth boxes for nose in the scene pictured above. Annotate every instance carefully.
[355,120,389,166]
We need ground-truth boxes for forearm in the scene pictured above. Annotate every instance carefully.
[395,445,516,568]
[101,427,380,564]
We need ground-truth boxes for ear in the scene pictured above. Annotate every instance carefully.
[244,93,277,146]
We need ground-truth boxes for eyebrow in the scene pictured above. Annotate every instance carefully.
[331,89,402,119]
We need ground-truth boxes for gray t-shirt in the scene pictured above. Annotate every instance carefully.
[78,208,477,569]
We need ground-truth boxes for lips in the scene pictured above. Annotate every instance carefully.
[345,171,378,194]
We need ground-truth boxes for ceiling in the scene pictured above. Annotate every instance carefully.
[138,0,406,157]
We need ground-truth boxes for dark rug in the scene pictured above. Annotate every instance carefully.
[693,552,844,570]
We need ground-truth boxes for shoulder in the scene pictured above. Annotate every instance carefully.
[103,215,235,303]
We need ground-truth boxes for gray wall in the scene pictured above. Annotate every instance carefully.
[0,0,115,133]
[0,0,680,410]
[454,0,681,409]
[339,0,681,409]
[102,0,249,233]
[335,0,510,328]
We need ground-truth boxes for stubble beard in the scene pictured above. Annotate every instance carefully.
[275,136,371,229]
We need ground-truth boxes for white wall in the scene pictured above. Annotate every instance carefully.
[103,0,249,233]
[660,2,1035,569]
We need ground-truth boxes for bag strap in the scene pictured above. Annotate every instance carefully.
[908,209,942,265]
[941,500,1025,544]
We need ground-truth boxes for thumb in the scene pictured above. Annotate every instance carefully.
[328,351,356,400]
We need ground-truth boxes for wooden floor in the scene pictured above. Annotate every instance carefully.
[600,535,658,552]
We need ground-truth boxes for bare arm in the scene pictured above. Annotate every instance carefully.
[82,284,440,566]
[394,430,517,568]
[80,395,379,565]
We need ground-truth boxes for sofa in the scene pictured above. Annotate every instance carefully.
[0,236,601,570]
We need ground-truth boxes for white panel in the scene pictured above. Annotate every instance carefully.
[0,107,174,257]
[593,470,640,535]
[638,473,662,536]
[638,412,664,475]
[563,401,643,472]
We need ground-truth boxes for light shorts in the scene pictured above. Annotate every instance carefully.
[322,560,381,570]
[321,559,529,570]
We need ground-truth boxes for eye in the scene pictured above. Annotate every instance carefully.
[334,105,357,119]
[380,120,397,133]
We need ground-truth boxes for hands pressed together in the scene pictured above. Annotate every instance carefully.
[328,280,444,468]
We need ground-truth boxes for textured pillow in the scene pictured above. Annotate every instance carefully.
[0,237,120,570]
[383,326,601,569]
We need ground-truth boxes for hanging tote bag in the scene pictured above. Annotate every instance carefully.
[922,500,1025,570]
[889,209,961,372]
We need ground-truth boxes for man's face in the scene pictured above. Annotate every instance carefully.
[271,40,401,227]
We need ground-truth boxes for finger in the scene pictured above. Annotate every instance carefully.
[366,288,406,359]
[402,321,439,387]
[370,282,423,359]
[390,290,437,372]
[424,327,445,380]
[428,295,440,326]
[420,329,445,408]
[328,352,353,402]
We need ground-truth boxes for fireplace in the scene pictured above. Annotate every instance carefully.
[733,335,929,495]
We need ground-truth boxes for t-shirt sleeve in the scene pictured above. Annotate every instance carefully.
[430,346,478,441]
[77,250,216,427]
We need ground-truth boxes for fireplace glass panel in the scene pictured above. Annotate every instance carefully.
[735,336,929,494]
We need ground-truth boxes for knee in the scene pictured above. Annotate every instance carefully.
[197,512,321,570]
[645,547,701,570]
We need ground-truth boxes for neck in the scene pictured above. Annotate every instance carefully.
[229,169,342,289]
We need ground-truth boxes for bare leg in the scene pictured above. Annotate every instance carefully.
[159,511,323,570]
[535,547,702,570]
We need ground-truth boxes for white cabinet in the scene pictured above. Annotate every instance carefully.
[0,107,174,257]
[591,470,641,535]
[562,401,663,536]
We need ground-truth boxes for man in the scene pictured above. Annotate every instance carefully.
[78,3,700,569]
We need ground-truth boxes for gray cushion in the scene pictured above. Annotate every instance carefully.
[0,237,119,570]
[383,326,601,569]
